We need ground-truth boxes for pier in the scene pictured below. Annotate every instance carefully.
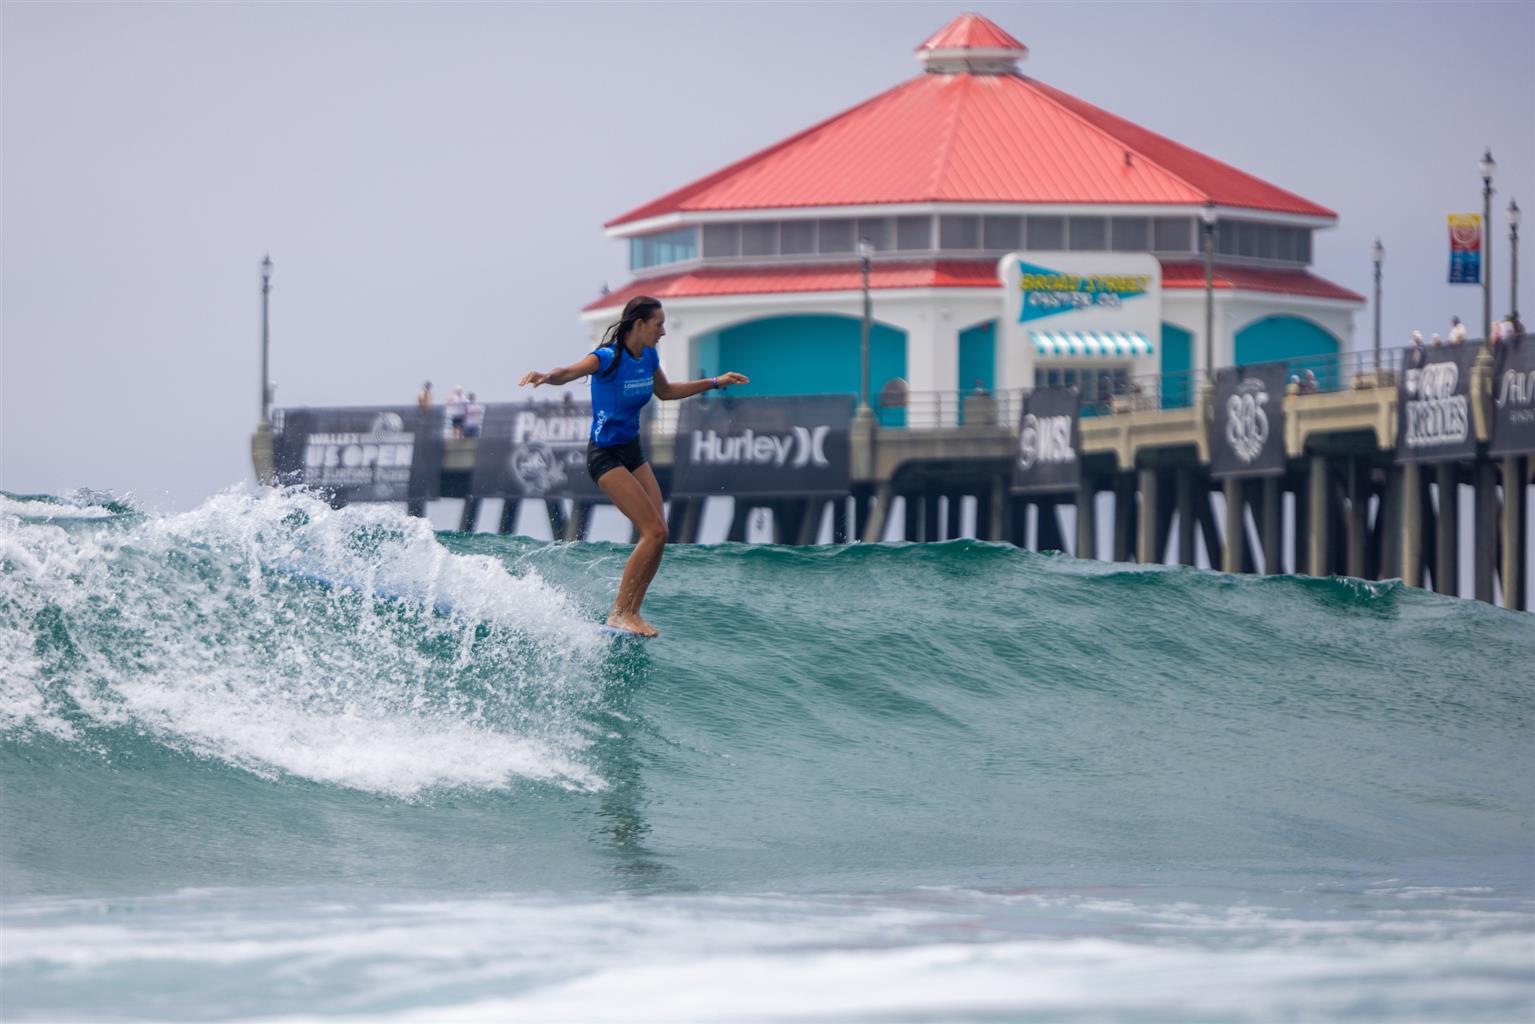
[252,346,1531,612]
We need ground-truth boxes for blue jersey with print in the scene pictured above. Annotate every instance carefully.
[588,345,658,447]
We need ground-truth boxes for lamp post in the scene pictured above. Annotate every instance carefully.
[1372,238,1384,371]
[858,237,874,413]
[1510,198,1521,319]
[260,253,273,424]
[1481,149,1495,342]
[1201,202,1216,380]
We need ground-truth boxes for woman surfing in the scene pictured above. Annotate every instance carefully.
[518,296,748,637]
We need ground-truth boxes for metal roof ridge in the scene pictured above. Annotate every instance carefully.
[925,75,971,199]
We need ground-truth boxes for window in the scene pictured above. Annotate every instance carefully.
[1153,217,1192,252]
[983,215,1022,251]
[896,215,932,250]
[1277,226,1298,262]
[857,218,891,250]
[1297,229,1312,263]
[1027,215,1065,250]
[939,215,980,250]
[628,226,699,270]
[1110,217,1149,252]
[702,223,739,258]
[1237,221,1259,257]
[1068,216,1108,251]
[780,220,816,255]
[819,218,854,253]
[741,221,778,257]
[1258,224,1278,260]
[1216,220,1240,256]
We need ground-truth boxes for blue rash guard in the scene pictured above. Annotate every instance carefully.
[589,344,659,447]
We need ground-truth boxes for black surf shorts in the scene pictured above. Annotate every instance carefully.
[586,438,646,483]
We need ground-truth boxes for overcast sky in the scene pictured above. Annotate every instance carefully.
[3,0,1532,515]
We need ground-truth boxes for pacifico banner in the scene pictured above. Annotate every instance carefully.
[1397,346,1477,462]
[671,395,853,498]
[1447,213,1483,284]
[272,406,443,502]
[1210,363,1287,478]
[1491,336,1535,457]
[1012,387,1081,493]
[469,401,603,499]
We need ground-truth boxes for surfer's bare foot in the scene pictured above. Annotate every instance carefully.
[607,611,659,638]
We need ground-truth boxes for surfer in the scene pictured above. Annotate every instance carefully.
[519,296,748,637]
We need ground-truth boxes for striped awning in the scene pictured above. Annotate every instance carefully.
[1031,331,1154,357]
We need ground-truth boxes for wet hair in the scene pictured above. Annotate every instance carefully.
[596,296,662,378]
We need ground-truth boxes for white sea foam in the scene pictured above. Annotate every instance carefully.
[4,887,1530,1023]
[0,489,610,795]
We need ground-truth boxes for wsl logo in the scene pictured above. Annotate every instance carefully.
[507,444,567,494]
[1017,413,1075,471]
[689,427,830,468]
[1225,378,1271,464]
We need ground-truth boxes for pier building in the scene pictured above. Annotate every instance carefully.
[583,13,1363,422]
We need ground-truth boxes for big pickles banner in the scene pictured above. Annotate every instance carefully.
[1491,335,1535,457]
[1012,387,1081,492]
[469,401,603,498]
[671,395,853,497]
[272,406,442,502]
[1447,213,1483,284]
[1210,363,1287,477]
[1397,346,1477,462]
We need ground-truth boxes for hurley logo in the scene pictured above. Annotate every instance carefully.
[689,427,830,468]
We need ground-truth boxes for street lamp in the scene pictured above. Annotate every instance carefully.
[1481,149,1495,342]
[858,236,874,412]
[1201,202,1216,380]
[260,253,273,424]
[1510,198,1521,319]
[1372,238,1384,372]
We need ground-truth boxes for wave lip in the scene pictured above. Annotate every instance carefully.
[1,489,611,797]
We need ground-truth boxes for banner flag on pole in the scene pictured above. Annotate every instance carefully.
[1447,213,1483,284]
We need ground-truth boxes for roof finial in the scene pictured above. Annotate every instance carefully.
[916,13,1027,75]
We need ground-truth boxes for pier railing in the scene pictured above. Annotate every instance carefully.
[872,345,1414,428]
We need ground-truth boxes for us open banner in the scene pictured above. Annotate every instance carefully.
[272,406,443,502]
[1491,336,1535,457]
[1448,213,1483,284]
[671,395,853,498]
[1012,387,1081,492]
[1210,363,1287,477]
[469,401,602,498]
[1397,346,1478,462]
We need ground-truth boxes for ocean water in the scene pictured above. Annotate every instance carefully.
[1,488,1532,1023]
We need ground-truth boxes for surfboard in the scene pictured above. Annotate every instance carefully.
[596,624,650,640]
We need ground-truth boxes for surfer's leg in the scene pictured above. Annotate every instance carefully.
[627,463,668,608]
[595,466,666,637]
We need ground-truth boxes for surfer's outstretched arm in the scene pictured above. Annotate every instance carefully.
[520,353,601,389]
[652,367,749,401]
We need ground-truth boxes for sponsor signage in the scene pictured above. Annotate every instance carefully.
[1012,387,1081,492]
[272,406,442,502]
[1447,213,1483,284]
[470,401,603,498]
[1397,346,1477,462]
[997,253,1162,392]
[1210,363,1287,478]
[1491,337,1535,457]
[671,395,853,498]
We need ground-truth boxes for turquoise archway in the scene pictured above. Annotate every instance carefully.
[695,314,908,400]
[1234,315,1341,390]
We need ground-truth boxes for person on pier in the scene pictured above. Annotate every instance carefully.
[518,296,748,637]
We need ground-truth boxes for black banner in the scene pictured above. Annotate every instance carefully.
[272,406,443,502]
[671,395,853,498]
[1210,363,1287,478]
[1397,346,1477,463]
[1012,387,1081,493]
[1491,335,1535,457]
[469,401,603,498]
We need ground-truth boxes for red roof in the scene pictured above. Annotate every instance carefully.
[585,261,999,312]
[1159,262,1364,302]
[586,260,1361,313]
[917,12,1026,53]
[608,34,1333,227]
